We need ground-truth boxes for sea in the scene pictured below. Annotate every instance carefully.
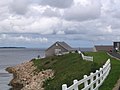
[0,48,45,90]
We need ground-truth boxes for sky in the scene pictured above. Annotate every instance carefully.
[0,0,120,48]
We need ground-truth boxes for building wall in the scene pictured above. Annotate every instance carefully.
[93,47,97,52]
[45,43,68,57]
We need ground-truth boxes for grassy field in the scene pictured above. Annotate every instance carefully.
[33,52,120,90]
[85,52,120,90]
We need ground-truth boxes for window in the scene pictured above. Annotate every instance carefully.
[55,49,61,55]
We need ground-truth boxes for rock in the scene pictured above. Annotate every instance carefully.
[6,61,54,90]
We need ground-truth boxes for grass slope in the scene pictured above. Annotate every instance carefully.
[33,52,120,90]
[85,52,120,90]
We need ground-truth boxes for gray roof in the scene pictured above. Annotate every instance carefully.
[79,48,94,52]
[57,41,74,51]
[46,41,76,51]
[95,45,113,51]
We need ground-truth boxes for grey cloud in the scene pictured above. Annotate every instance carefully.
[112,10,120,19]
[42,8,61,17]
[64,26,87,34]
[0,34,48,43]
[40,0,73,8]
[0,0,11,20]
[0,0,120,45]
[9,0,30,15]
[0,7,9,20]
[63,0,101,21]
[101,0,120,19]
[9,0,73,13]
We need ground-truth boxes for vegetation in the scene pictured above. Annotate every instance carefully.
[86,52,120,90]
[33,52,120,90]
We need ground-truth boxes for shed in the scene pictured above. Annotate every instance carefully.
[113,42,120,50]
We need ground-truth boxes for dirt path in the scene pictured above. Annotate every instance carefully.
[112,78,120,90]
[108,52,120,90]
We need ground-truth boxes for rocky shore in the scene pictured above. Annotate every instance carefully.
[6,60,54,90]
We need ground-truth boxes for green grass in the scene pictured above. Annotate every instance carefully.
[33,53,102,90]
[86,51,120,90]
[32,52,120,90]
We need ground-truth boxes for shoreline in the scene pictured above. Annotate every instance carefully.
[6,60,54,90]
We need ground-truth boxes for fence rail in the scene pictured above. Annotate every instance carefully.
[81,54,93,61]
[62,59,111,90]
[78,51,93,61]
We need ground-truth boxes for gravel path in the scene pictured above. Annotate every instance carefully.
[108,52,120,90]
[112,79,120,90]
[108,52,120,60]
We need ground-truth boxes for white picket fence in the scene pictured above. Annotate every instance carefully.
[62,59,111,90]
[78,51,93,61]
[81,53,93,61]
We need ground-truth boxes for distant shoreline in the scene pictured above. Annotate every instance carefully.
[0,47,26,48]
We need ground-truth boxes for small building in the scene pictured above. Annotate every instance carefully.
[113,42,120,51]
[45,41,76,57]
[94,45,113,52]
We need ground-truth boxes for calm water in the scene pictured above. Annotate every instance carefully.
[0,48,45,90]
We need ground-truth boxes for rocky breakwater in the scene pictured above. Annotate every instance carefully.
[6,61,54,90]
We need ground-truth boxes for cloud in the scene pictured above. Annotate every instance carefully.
[40,0,74,8]
[63,0,101,21]
[0,34,48,43]
[42,7,61,17]
[9,0,74,15]
[0,0,11,20]
[27,17,61,34]
[9,0,30,15]
[56,31,65,35]
[0,15,62,34]
[0,0,120,47]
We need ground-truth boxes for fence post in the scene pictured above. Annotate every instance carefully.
[62,84,67,90]
[96,70,99,90]
[81,53,84,59]
[92,56,93,61]
[102,65,106,80]
[100,68,103,83]
[73,80,78,90]
[106,63,110,77]
[90,73,94,90]
[84,75,88,88]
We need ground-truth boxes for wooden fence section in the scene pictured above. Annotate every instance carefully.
[62,59,111,90]
[78,51,93,61]
[81,53,93,61]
